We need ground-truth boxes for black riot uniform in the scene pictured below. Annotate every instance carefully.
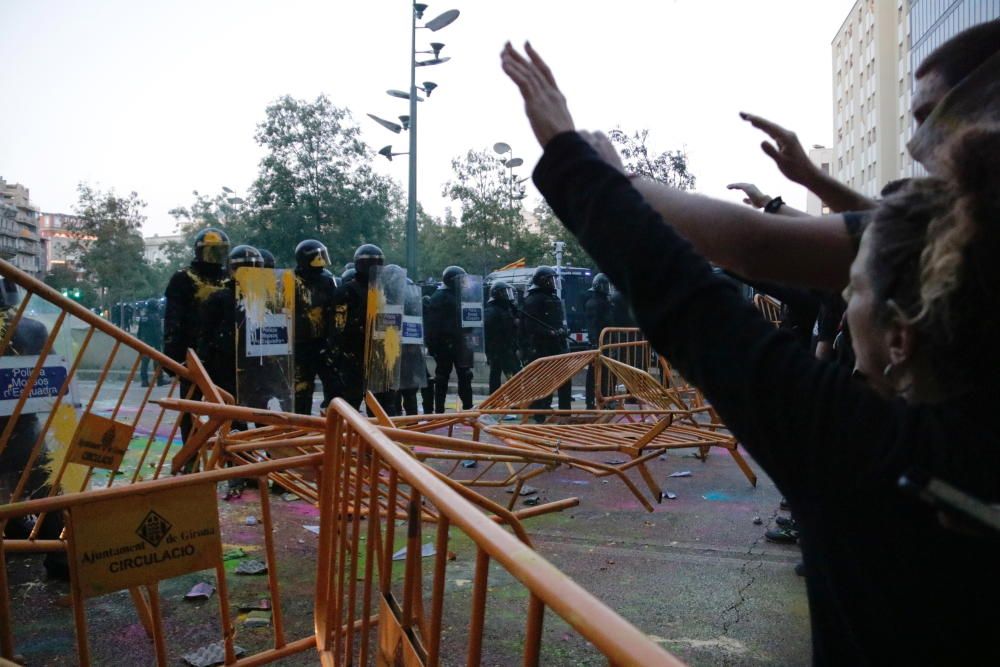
[0,279,68,578]
[137,298,167,387]
[584,273,614,409]
[293,240,339,415]
[198,246,264,398]
[164,228,231,444]
[484,281,521,395]
[521,266,572,411]
[332,244,386,412]
[425,266,474,412]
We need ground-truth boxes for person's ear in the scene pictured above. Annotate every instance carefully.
[885,300,916,366]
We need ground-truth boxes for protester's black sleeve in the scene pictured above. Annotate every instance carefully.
[533,132,902,498]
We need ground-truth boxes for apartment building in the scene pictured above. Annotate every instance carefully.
[0,178,44,276]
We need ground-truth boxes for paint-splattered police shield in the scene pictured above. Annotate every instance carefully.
[234,267,294,412]
[364,264,406,394]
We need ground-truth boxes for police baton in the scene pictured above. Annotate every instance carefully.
[512,306,577,344]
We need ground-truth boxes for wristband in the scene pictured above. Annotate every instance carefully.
[764,196,785,214]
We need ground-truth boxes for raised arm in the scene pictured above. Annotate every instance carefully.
[740,112,877,213]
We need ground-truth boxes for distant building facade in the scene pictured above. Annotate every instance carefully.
[143,233,184,265]
[806,146,834,216]
[831,1,998,194]
[38,212,87,271]
[0,178,44,276]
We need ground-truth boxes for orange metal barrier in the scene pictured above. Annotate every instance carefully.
[0,453,324,665]
[316,400,685,666]
[753,293,783,327]
[0,261,224,541]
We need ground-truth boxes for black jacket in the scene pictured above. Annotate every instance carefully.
[424,286,460,357]
[294,268,337,343]
[164,261,229,365]
[332,278,367,374]
[198,282,238,395]
[534,131,1000,666]
[584,292,613,346]
[521,287,567,359]
[484,300,518,358]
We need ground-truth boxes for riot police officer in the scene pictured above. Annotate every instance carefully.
[137,298,167,387]
[332,244,384,411]
[165,227,231,442]
[293,240,339,414]
[484,281,521,394]
[521,266,572,411]
[425,266,474,412]
[341,267,357,284]
[258,248,276,269]
[199,245,264,398]
[584,273,614,409]
[0,278,68,578]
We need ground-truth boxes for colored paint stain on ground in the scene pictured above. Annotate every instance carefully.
[702,491,732,502]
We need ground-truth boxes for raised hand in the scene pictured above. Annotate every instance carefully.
[501,41,575,147]
[739,112,818,186]
[726,182,772,208]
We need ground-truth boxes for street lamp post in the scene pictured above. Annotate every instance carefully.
[492,142,526,209]
[371,3,458,277]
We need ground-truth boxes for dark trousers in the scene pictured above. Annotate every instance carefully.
[487,351,521,395]
[530,380,572,412]
[432,351,473,413]
[293,341,340,415]
[179,379,202,448]
[395,388,420,416]
[421,374,434,414]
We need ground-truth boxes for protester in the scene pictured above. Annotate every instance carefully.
[502,39,1000,664]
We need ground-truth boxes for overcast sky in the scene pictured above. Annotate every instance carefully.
[1,0,857,238]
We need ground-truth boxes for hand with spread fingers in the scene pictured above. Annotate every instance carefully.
[501,41,575,147]
[726,182,772,208]
[739,112,818,186]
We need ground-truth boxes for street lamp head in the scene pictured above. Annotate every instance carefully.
[387,89,424,102]
[425,8,459,31]
[378,145,395,161]
[505,157,524,168]
[421,81,437,96]
[399,115,411,130]
[413,3,428,19]
[367,113,403,134]
[415,56,451,67]
[493,142,512,155]
[430,42,445,58]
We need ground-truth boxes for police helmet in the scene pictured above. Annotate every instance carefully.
[295,240,331,272]
[341,267,357,283]
[489,280,515,303]
[258,248,276,269]
[194,228,230,266]
[590,273,610,295]
[0,278,21,309]
[441,265,466,289]
[353,244,385,283]
[145,298,160,314]
[529,265,558,292]
[229,245,264,270]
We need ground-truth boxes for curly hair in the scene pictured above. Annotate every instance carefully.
[867,125,1000,392]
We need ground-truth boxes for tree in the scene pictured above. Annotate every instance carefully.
[43,264,98,307]
[246,95,404,267]
[441,148,530,276]
[69,184,155,308]
[608,128,696,190]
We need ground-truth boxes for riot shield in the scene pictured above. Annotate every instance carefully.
[234,267,294,412]
[399,281,428,390]
[457,274,485,369]
[364,264,406,394]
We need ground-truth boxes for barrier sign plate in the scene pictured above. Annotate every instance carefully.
[70,483,221,598]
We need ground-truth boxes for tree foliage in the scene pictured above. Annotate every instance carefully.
[69,185,154,306]
[608,128,696,190]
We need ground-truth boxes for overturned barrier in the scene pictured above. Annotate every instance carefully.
[0,398,685,666]
[316,400,684,666]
